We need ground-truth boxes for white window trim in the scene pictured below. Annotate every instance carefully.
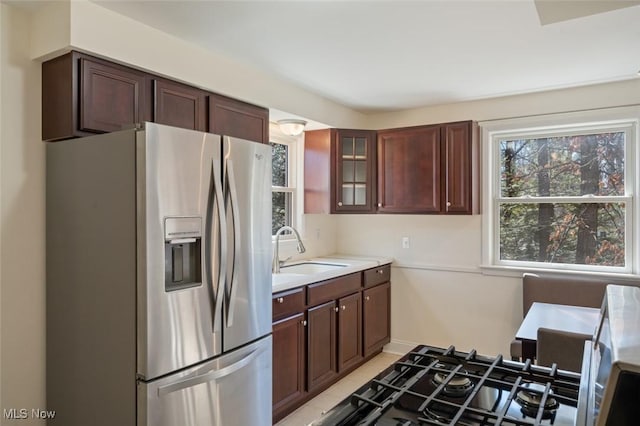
[270,123,302,240]
[480,105,640,278]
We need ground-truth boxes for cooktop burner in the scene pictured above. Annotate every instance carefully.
[312,345,582,426]
[432,366,474,397]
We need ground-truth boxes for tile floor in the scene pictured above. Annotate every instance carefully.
[274,351,402,426]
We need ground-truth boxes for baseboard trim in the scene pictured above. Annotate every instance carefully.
[383,339,421,355]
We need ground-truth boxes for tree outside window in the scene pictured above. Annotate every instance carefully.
[484,113,638,274]
[271,142,291,235]
[499,132,626,267]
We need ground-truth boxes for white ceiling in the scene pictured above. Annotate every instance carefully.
[87,1,640,113]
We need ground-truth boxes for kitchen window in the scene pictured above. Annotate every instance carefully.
[482,107,640,274]
[270,126,299,236]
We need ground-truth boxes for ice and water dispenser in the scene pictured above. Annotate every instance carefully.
[164,217,202,292]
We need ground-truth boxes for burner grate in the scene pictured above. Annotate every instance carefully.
[354,345,581,426]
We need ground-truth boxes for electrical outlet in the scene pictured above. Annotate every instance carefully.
[402,236,410,249]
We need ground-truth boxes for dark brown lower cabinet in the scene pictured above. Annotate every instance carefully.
[272,266,391,422]
[363,282,391,357]
[307,301,338,392]
[337,292,363,371]
[272,312,306,421]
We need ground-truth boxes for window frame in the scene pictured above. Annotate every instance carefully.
[270,125,300,239]
[481,106,640,276]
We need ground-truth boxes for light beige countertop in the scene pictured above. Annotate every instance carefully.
[271,254,392,293]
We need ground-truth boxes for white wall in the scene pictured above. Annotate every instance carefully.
[365,78,640,129]
[335,214,521,355]
[1,3,46,424]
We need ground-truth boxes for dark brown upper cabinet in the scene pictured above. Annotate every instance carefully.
[42,51,269,142]
[442,121,478,214]
[304,129,377,214]
[209,94,269,144]
[42,52,149,141]
[377,125,441,213]
[152,79,207,132]
[377,121,478,214]
[333,130,377,213]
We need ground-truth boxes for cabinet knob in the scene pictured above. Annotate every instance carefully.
[342,305,346,310]
[377,269,384,274]
[378,203,382,207]
[365,296,370,301]
[334,307,339,313]
[446,201,452,207]
[301,320,307,327]
[277,297,284,304]
[338,202,343,207]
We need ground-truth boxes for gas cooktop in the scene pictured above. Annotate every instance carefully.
[312,345,582,426]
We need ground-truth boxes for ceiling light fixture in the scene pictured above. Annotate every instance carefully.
[277,119,307,136]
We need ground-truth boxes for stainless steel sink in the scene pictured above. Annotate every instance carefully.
[278,261,348,275]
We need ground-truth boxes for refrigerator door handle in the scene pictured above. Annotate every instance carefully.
[156,344,267,396]
[206,161,227,334]
[224,159,241,327]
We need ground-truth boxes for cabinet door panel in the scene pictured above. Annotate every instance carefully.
[443,121,474,213]
[338,292,362,372]
[363,283,391,357]
[333,130,377,213]
[377,126,441,213]
[80,58,146,134]
[272,313,306,419]
[307,301,337,392]
[153,79,207,131]
[209,94,269,143]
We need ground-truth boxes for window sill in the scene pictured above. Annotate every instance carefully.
[479,263,640,282]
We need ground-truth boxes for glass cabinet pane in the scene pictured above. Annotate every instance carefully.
[354,185,366,205]
[343,161,354,183]
[342,185,354,205]
[355,138,366,158]
[355,160,367,183]
[342,137,354,158]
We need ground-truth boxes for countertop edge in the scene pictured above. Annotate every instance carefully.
[272,255,392,294]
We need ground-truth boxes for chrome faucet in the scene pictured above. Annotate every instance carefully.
[273,226,306,273]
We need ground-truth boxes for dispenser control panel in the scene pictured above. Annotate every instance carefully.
[164,217,202,292]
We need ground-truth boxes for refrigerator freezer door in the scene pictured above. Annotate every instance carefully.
[222,137,272,352]
[137,123,223,380]
[138,335,272,426]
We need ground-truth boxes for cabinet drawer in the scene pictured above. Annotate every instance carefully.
[307,273,362,306]
[363,264,390,288]
[273,287,306,321]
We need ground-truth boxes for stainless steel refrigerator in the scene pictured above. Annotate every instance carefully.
[46,123,272,426]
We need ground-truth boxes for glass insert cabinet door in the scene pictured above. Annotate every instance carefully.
[333,130,376,213]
